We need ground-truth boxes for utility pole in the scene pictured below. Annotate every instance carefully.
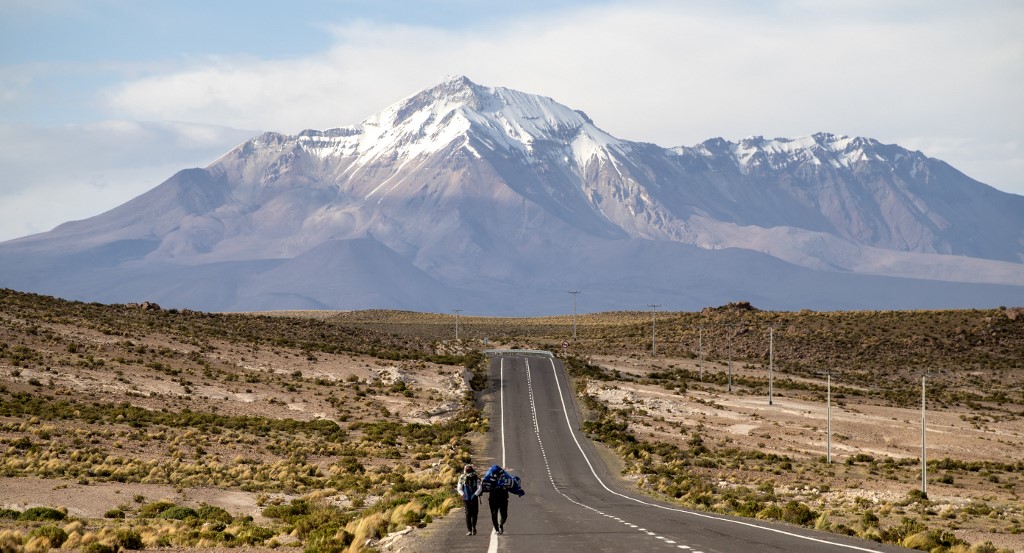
[698,325,704,382]
[727,325,734,393]
[827,371,832,464]
[648,304,660,355]
[769,326,774,405]
[922,374,927,497]
[568,290,581,341]
[453,309,463,341]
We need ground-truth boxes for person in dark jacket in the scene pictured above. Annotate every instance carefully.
[488,484,509,534]
[482,465,524,534]
[456,464,482,535]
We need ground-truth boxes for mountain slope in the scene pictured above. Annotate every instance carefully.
[1,76,1021,313]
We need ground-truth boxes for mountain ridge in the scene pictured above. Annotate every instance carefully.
[1,76,1021,313]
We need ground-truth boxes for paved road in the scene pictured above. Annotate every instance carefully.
[415,353,910,553]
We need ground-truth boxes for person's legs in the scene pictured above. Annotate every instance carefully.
[498,498,508,532]
[463,499,474,533]
[488,497,501,531]
[467,498,478,533]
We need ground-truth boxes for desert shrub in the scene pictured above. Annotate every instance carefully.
[196,504,232,524]
[19,506,65,521]
[963,501,992,516]
[159,505,198,520]
[303,528,354,553]
[85,542,114,553]
[861,510,879,527]
[291,506,352,539]
[28,525,67,548]
[880,517,927,543]
[114,529,143,550]
[736,499,763,518]
[901,529,964,551]
[104,509,125,519]
[138,501,176,517]
[906,488,928,502]
[0,508,19,519]
[262,499,312,522]
[780,501,817,525]
[754,502,817,527]
[235,525,276,546]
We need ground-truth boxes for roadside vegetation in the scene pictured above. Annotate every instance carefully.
[333,303,1024,552]
[0,289,488,553]
[2,290,1022,552]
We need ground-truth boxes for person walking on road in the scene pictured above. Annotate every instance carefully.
[487,480,509,534]
[481,464,524,535]
[456,464,482,536]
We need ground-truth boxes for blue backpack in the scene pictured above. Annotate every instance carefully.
[481,465,503,492]
[482,464,525,496]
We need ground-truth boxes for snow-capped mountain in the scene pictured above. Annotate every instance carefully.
[1,76,1021,314]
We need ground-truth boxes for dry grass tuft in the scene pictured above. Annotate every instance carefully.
[345,512,388,553]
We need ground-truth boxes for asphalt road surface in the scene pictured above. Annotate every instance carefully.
[414,353,910,553]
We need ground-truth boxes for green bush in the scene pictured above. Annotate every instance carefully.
[782,501,817,526]
[906,488,928,502]
[236,525,276,546]
[159,505,199,520]
[755,502,817,527]
[0,508,20,519]
[139,501,176,517]
[104,508,125,519]
[85,543,114,553]
[197,504,233,524]
[114,529,144,550]
[262,499,312,522]
[756,505,783,520]
[29,525,68,548]
[879,517,927,543]
[303,528,354,553]
[19,506,65,521]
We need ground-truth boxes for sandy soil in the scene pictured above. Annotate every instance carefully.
[586,354,1024,552]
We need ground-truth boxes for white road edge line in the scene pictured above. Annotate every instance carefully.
[525,359,681,549]
[488,357,506,553]
[545,358,886,553]
[501,357,506,467]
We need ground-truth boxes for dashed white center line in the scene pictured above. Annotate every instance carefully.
[523,358,694,550]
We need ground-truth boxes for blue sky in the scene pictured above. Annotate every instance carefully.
[1,0,1022,241]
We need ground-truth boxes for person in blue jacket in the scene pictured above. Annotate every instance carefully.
[482,465,524,534]
[456,464,483,535]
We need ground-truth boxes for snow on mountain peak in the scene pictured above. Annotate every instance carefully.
[707,133,906,173]
[275,77,623,167]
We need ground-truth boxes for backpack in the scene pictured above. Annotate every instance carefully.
[509,475,525,497]
[481,465,504,492]
[457,472,480,500]
[481,465,525,496]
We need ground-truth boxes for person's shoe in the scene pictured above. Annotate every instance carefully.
[498,524,504,534]
[466,531,472,536]
[472,528,477,535]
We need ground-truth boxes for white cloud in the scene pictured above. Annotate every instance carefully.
[0,121,253,241]
[2,1,1021,244]
[95,3,1024,195]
